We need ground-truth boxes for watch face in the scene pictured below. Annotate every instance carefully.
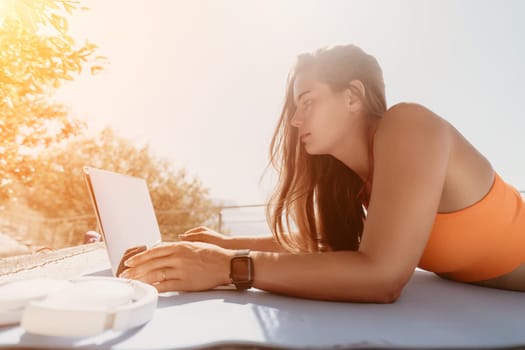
[231,257,253,283]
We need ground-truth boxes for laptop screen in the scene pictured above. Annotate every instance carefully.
[83,167,162,276]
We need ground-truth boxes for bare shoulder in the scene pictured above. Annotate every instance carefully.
[358,102,454,288]
[375,102,452,150]
[381,102,450,129]
[370,101,453,196]
[385,101,434,114]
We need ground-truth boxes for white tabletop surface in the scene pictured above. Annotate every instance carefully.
[0,268,524,349]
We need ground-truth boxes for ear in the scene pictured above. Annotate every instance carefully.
[345,80,366,112]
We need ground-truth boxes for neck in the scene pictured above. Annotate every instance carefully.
[331,115,379,183]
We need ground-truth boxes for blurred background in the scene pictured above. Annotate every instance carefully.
[1,0,524,257]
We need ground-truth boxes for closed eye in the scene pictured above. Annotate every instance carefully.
[303,99,313,111]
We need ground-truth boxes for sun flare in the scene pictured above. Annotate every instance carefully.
[0,0,64,35]
[0,0,18,17]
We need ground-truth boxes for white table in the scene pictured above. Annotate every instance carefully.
[1,264,524,349]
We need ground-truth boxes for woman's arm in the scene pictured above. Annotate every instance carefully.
[250,103,453,302]
[223,236,285,252]
[249,250,399,303]
[180,226,285,252]
[122,103,452,303]
[122,243,398,302]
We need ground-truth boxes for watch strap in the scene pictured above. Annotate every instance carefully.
[230,249,253,290]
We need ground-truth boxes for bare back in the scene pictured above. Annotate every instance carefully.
[435,122,525,291]
[438,125,494,214]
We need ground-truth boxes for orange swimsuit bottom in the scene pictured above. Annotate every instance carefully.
[418,173,525,282]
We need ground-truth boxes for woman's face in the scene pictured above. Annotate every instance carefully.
[291,71,356,155]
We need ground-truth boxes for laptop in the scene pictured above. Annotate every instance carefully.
[83,167,162,276]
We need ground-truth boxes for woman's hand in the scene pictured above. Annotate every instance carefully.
[179,226,231,247]
[181,226,285,252]
[119,241,234,293]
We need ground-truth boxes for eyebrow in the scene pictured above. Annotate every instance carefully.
[294,90,311,106]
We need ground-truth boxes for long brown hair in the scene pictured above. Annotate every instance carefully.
[267,44,387,253]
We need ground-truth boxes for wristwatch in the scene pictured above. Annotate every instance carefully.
[229,249,253,290]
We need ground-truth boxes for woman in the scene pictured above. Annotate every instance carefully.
[120,44,525,302]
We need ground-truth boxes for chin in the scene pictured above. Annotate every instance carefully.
[304,144,326,155]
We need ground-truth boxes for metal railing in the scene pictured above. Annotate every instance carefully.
[1,190,525,256]
[158,204,267,232]
[0,204,269,253]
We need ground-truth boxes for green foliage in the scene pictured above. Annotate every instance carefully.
[0,0,105,200]
[0,1,217,250]
[22,128,218,242]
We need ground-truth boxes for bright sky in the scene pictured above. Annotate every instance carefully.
[56,0,525,204]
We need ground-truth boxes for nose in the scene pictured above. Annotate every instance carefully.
[290,110,303,128]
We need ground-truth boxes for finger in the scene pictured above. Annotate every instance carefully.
[179,232,203,242]
[122,245,147,264]
[117,246,147,276]
[125,243,180,267]
[183,226,207,234]
[126,269,164,284]
[127,265,178,285]
[154,279,187,293]
[122,255,177,279]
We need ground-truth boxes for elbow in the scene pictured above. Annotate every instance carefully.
[379,284,403,304]
[377,276,408,304]
[373,264,414,304]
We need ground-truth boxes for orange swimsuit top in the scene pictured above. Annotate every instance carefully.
[418,173,525,282]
